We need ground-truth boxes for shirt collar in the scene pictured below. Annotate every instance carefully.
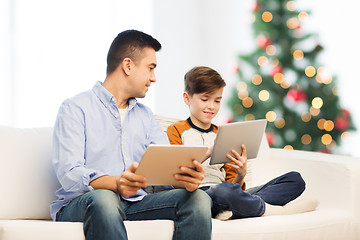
[92,81,137,110]
[187,117,214,133]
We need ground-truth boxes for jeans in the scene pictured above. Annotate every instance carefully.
[57,189,212,240]
[202,171,305,219]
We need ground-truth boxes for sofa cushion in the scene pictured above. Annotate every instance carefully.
[0,209,356,240]
[0,127,59,220]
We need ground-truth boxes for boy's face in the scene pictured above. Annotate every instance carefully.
[183,87,224,129]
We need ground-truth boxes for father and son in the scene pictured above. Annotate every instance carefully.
[51,30,318,240]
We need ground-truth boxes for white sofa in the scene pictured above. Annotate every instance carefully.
[1,116,360,240]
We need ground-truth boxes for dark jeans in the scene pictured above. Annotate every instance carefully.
[57,188,212,240]
[202,171,305,218]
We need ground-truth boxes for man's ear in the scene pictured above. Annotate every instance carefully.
[183,92,191,106]
[122,58,132,75]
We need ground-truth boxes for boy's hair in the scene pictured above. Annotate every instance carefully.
[106,29,162,75]
[184,66,226,95]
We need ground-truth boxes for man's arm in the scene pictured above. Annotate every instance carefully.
[90,162,146,198]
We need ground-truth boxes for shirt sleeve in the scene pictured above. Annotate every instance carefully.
[224,164,246,190]
[52,100,105,194]
[166,124,183,145]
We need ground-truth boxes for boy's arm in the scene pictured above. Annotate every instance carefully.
[224,164,246,190]
[166,124,183,145]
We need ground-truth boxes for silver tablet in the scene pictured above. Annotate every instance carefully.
[135,145,208,187]
[210,119,267,165]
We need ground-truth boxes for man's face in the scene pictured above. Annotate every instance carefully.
[129,47,157,98]
[184,87,224,129]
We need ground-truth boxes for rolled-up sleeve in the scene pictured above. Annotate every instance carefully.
[52,100,105,194]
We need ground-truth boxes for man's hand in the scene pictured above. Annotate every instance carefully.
[174,160,205,192]
[225,144,247,185]
[117,162,147,198]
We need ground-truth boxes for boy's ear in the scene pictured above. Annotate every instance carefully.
[183,92,190,106]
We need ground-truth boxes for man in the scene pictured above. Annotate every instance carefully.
[51,30,212,240]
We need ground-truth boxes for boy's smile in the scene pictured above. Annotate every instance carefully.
[183,87,224,129]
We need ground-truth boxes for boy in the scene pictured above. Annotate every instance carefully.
[51,31,212,240]
[167,66,318,219]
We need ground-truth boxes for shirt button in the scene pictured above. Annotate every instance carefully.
[112,98,115,102]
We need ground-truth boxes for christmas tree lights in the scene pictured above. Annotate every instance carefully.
[227,0,356,153]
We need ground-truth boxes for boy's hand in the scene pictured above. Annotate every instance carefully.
[117,162,147,198]
[225,144,247,183]
[174,160,205,192]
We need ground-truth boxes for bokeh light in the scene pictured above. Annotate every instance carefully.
[266,111,277,122]
[312,97,323,109]
[252,74,262,85]
[262,11,273,22]
[305,66,316,77]
[259,90,270,101]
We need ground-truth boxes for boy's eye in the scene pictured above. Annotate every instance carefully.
[201,99,207,101]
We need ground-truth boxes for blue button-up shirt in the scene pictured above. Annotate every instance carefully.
[50,81,169,220]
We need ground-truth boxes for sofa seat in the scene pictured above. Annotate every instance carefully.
[1,118,360,240]
[0,209,355,240]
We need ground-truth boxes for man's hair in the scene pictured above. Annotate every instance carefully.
[106,29,162,75]
[184,66,226,95]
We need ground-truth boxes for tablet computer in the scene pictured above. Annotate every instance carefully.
[210,119,267,165]
[135,145,208,187]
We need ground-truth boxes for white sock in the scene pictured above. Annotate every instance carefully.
[215,210,233,221]
[262,197,319,216]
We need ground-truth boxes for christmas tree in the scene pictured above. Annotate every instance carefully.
[227,0,356,153]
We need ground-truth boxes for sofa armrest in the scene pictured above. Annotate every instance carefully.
[266,149,360,218]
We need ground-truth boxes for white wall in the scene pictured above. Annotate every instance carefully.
[1,0,359,156]
[152,0,253,123]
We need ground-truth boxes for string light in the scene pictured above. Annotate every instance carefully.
[301,134,312,145]
[324,120,334,131]
[316,67,333,84]
[305,66,316,77]
[298,12,309,21]
[252,74,262,85]
[312,97,323,109]
[280,81,291,89]
[237,82,248,100]
[266,45,276,55]
[245,114,255,121]
[341,132,349,141]
[310,107,320,116]
[321,134,332,145]
[286,1,296,11]
[262,11,273,22]
[332,86,338,96]
[266,111,277,122]
[286,17,300,29]
[242,97,253,108]
[259,90,270,101]
[258,56,268,66]
[317,119,326,129]
[273,73,284,84]
[284,145,294,150]
[275,118,285,128]
[301,112,311,122]
[293,50,304,60]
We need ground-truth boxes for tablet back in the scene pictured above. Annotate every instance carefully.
[210,119,267,165]
[135,145,208,187]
